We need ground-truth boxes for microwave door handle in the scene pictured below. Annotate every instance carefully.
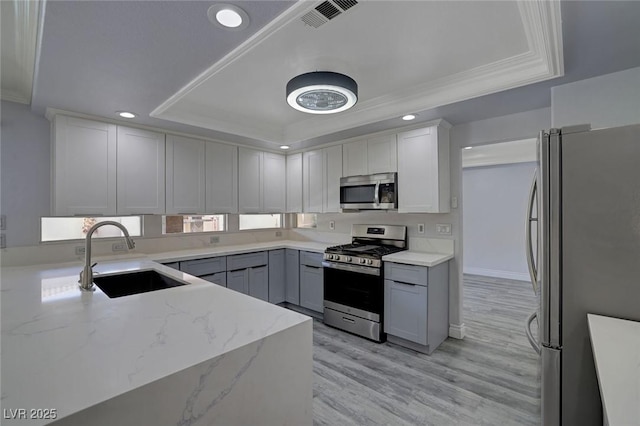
[374,182,380,205]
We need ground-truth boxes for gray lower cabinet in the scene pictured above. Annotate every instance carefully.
[299,251,324,313]
[200,271,227,287]
[178,256,227,286]
[226,252,269,302]
[384,261,449,354]
[268,249,285,304]
[285,249,300,304]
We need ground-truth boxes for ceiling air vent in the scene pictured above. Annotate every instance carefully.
[300,0,358,29]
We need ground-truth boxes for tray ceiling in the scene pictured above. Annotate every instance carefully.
[152,0,563,143]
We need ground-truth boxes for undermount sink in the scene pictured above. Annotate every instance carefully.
[93,270,187,298]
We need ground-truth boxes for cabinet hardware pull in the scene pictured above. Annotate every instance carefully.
[342,317,356,323]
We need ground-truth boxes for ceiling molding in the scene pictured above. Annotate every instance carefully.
[0,0,42,104]
[151,0,564,144]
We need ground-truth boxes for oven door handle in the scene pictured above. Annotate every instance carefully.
[322,261,380,276]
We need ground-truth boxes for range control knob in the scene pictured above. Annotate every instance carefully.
[366,259,373,265]
[359,258,366,264]
[344,256,352,262]
[328,254,335,260]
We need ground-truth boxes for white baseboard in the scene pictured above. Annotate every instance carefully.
[449,323,466,339]
[464,267,529,282]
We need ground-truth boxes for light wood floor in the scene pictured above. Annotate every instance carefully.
[312,274,541,425]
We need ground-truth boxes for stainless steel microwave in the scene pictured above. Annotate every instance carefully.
[339,172,397,210]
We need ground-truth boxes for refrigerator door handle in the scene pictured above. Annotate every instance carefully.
[525,173,538,295]
[525,310,541,354]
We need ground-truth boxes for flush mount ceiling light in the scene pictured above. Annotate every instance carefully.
[279,145,290,150]
[402,114,416,121]
[286,71,358,114]
[117,111,136,119]
[207,4,249,30]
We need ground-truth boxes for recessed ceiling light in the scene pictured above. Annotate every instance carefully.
[208,4,249,30]
[402,114,416,121]
[464,147,473,150]
[286,71,358,114]
[279,145,290,150]
[118,111,136,119]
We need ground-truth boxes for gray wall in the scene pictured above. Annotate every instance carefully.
[552,66,640,129]
[1,101,51,247]
[463,161,536,281]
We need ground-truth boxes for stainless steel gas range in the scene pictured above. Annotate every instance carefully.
[322,224,407,342]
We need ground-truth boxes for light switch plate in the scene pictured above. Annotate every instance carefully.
[0,234,5,249]
[436,224,452,235]
[418,224,425,234]
[329,220,335,230]
[275,231,282,237]
[75,246,86,256]
[0,215,6,230]
[451,197,458,209]
[210,236,220,244]
[112,242,127,252]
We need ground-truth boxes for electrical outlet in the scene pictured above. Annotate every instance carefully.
[112,242,127,252]
[0,214,6,230]
[329,220,335,230]
[436,224,452,235]
[75,246,86,256]
[210,236,220,244]
[418,224,425,234]
[275,231,282,237]
[0,234,5,249]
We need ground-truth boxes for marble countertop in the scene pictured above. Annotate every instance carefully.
[0,259,310,425]
[587,314,640,426]
[382,250,453,267]
[150,240,331,263]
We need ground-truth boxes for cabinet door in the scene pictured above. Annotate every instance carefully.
[300,264,324,312]
[166,135,205,214]
[227,269,249,294]
[269,250,286,304]
[117,126,165,214]
[238,147,262,213]
[368,134,397,174]
[342,140,367,177]
[285,249,300,304]
[323,145,343,213]
[200,272,227,287]
[384,279,428,345]
[303,150,323,213]
[52,116,117,215]
[263,152,286,213]
[397,126,450,213]
[286,153,303,213]
[249,265,269,301]
[206,142,238,214]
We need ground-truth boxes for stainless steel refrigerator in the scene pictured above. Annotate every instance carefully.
[524,123,640,425]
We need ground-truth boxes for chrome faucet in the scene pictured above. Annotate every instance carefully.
[79,221,136,291]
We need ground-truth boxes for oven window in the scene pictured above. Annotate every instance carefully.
[340,185,376,204]
[323,266,383,315]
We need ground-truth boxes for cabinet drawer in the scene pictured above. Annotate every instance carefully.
[300,251,323,268]
[227,251,268,271]
[384,262,428,286]
[200,272,227,287]
[180,256,227,276]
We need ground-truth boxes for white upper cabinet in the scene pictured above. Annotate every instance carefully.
[397,123,450,213]
[303,150,324,213]
[263,152,286,213]
[238,147,262,213]
[206,142,238,214]
[342,139,367,177]
[303,146,343,213]
[367,134,397,174]
[286,153,303,213]
[117,126,166,215]
[343,135,397,177]
[324,145,343,213]
[166,135,205,214]
[51,115,117,216]
[238,147,285,213]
